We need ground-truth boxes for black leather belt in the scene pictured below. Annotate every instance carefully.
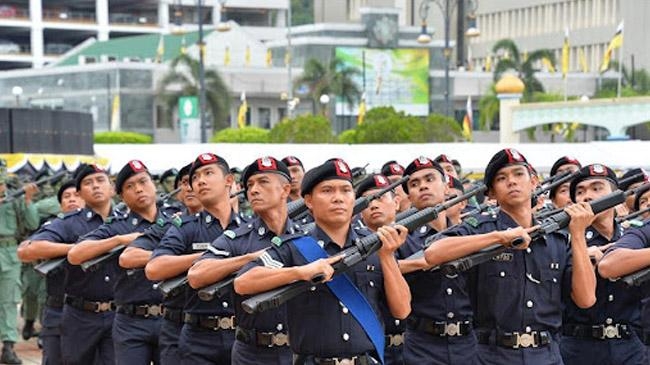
[295,354,377,365]
[163,307,184,324]
[235,326,289,347]
[46,295,64,309]
[407,316,472,337]
[385,333,404,347]
[477,330,552,349]
[183,313,235,331]
[64,295,115,313]
[117,303,164,318]
[563,323,632,340]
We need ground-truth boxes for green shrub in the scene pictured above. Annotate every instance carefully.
[268,114,334,143]
[210,127,270,143]
[337,129,357,144]
[94,131,153,144]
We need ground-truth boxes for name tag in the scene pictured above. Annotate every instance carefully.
[492,253,513,262]
[192,242,210,251]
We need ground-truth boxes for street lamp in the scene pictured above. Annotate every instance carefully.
[216,0,230,32]
[319,94,330,117]
[197,0,208,143]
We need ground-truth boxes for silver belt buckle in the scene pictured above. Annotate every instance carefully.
[95,301,112,313]
[272,332,288,347]
[389,333,404,346]
[334,357,357,365]
[146,305,162,317]
[218,316,234,330]
[604,325,620,339]
[445,322,460,336]
[516,332,537,348]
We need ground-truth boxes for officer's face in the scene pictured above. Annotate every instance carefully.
[440,162,458,179]
[360,189,398,230]
[287,166,304,197]
[551,182,572,208]
[79,173,113,206]
[179,174,202,212]
[625,181,646,211]
[574,178,615,220]
[387,175,410,211]
[191,164,233,206]
[246,173,290,214]
[639,190,650,219]
[305,179,354,227]
[60,187,84,213]
[488,165,534,205]
[407,169,448,210]
[445,188,467,221]
[120,172,157,211]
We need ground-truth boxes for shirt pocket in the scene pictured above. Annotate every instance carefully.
[353,271,383,306]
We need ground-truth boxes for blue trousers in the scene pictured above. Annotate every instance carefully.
[384,344,404,365]
[160,318,183,365]
[40,305,62,365]
[178,324,235,365]
[231,339,292,365]
[403,328,478,365]
[560,335,647,365]
[60,305,114,365]
[112,312,161,365]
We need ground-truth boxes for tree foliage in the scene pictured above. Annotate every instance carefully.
[268,114,334,143]
[337,129,358,144]
[294,58,361,114]
[210,127,270,143]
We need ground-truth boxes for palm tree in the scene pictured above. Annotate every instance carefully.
[294,58,362,114]
[157,53,231,130]
[492,39,556,101]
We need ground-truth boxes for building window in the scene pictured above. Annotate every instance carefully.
[258,107,271,129]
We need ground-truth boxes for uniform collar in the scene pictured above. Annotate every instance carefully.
[252,216,297,237]
[585,220,623,244]
[127,209,160,226]
[313,224,358,250]
[499,210,548,246]
[200,209,243,228]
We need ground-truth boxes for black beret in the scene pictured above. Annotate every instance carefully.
[403,156,446,194]
[569,163,618,202]
[174,163,193,190]
[188,153,230,186]
[380,160,405,177]
[75,164,108,191]
[484,148,529,191]
[434,154,453,165]
[301,158,353,197]
[57,179,77,204]
[160,168,178,183]
[634,183,650,211]
[281,156,304,169]
[242,156,291,186]
[550,156,582,177]
[115,160,149,194]
[355,174,391,198]
[447,176,465,193]
[619,168,649,191]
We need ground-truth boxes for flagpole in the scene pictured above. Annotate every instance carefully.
[617,21,624,98]
[564,76,568,102]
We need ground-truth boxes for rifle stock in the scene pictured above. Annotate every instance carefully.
[621,267,650,287]
[80,246,124,272]
[34,257,66,277]
[153,274,188,298]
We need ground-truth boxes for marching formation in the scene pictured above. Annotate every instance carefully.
[1,149,650,365]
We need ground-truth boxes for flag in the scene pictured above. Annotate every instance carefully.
[237,92,247,128]
[357,97,367,125]
[155,34,164,63]
[600,21,624,72]
[110,95,120,131]
[542,58,556,73]
[562,28,569,79]
[224,46,231,66]
[485,54,492,72]
[522,50,528,62]
[244,45,251,67]
[180,36,187,55]
[578,48,588,73]
[462,96,473,142]
[265,49,272,67]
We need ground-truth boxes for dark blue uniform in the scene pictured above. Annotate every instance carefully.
[32,208,114,365]
[397,223,477,365]
[563,222,648,365]
[81,210,170,365]
[199,217,298,365]
[152,210,244,365]
[354,225,405,365]
[440,211,571,365]
[242,225,387,364]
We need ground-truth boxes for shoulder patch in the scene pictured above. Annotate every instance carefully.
[271,236,283,247]
[223,230,237,239]
[172,215,183,227]
[105,216,114,224]
[464,216,480,228]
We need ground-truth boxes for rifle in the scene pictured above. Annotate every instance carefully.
[154,274,189,298]
[230,190,245,199]
[438,189,629,276]
[532,170,579,199]
[618,173,648,189]
[34,257,67,277]
[80,246,124,272]
[241,184,487,314]
[287,199,309,220]
[395,207,418,222]
[616,206,650,224]
[159,187,182,202]
[2,170,67,204]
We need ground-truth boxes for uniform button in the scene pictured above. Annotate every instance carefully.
[446,288,453,295]
[342,333,350,341]
[342,307,349,314]
[395,319,400,326]
[525,326,532,333]
[526,300,533,308]
[222,302,228,308]
[369,281,375,287]
[310,286,316,291]
[447,312,454,319]
[317,240,324,246]
[526,248,531,253]
[276,324,283,331]
[606,318,613,324]
[608,295,614,302]
[499,271,506,277]
[104,276,110,282]
[552,278,557,283]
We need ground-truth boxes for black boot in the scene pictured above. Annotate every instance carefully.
[21,320,34,340]
[0,341,22,365]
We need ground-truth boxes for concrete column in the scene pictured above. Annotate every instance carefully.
[498,93,522,144]
[213,3,221,26]
[158,0,170,29]
[30,0,44,68]
[96,0,109,41]
[276,8,286,27]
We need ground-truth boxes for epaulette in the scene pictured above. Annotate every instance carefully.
[463,213,497,228]
[224,223,256,240]
[56,212,65,219]
[173,214,198,228]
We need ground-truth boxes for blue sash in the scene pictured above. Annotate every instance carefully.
[293,236,385,364]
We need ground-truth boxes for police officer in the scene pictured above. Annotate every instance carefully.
[446,176,468,226]
[354,173,406,365]
[16,179,84,365]
[146,152,246,365]
[550,156,582,177]
[619,168,650,215]
[188,156,297,365]
[394,156,477,365]
[70,160,170,365]
[160,168,179,195]
[22,164,115,365]
[559,164,646,365]
[0,166,40,364]
[281,156,305,202]
[380,161,410,213]
[425,148,597,365]
[235,158,411,365]
[434,154,459,179]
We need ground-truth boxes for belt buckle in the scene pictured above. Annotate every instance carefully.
[515,332,537,348]
[604,325,620,339]
[445,322,460,337]
[218,316,234,330]
[334,357,357,365]
[272,332,288,347]
[390,333,404,346]
[146,305,162,317]
[95,302,112,313]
